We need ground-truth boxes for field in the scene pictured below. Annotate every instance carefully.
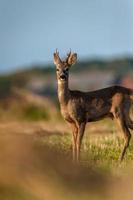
[2,0,133,198]
[0,118,133,200]
[0,65,133,199]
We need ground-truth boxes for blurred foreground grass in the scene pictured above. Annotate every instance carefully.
[0,120,133,200]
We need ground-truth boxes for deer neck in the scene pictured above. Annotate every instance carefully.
[57,79,70,106]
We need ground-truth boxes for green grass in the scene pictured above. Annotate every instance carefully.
[40,133,133,172]
[23,105,50,121]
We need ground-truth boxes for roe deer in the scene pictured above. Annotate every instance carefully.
[53,50,133,162]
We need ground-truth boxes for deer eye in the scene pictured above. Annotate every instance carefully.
[56,68,59,72]
[65,68,69,71]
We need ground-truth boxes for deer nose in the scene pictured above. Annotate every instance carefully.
[60,74,66,80]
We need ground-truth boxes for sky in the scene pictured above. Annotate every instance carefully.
[0,0,133,73]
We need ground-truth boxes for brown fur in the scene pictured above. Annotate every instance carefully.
[54,50,133,162]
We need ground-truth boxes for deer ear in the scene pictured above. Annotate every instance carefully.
[67,53,77,66]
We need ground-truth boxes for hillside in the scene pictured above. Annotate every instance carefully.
[0,57,133,121]
[1,57,133,98]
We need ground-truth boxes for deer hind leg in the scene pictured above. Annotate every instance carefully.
[114,109,131,161]
[76,122,86,162]
[120,126,131,161]
[71,123,78,162]
[123,100,133,130]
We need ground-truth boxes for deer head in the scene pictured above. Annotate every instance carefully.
[53,50,77,82]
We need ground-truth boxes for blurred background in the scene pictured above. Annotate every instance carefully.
[1,0,133,121]
[0,1,133,199]
[0,0,133,121]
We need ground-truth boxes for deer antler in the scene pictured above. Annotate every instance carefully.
[54,49,62,65]
[55,48,59,55]
[65,49,72,63]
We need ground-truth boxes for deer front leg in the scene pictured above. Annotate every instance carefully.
[71,123,78,162]
[76,122,86,162]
